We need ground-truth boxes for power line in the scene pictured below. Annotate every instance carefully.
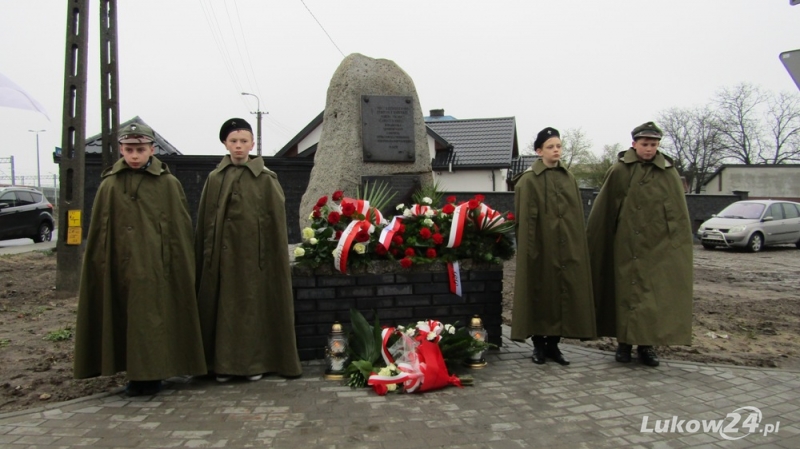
[233,0,263,100]
[224,1,258,96]
[300,0,345,58]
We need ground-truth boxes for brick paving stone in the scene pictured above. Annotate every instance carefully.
[2,327,800,448]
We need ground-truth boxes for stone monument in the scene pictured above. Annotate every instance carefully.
[298,53,433,230]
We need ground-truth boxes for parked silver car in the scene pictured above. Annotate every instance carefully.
[697,200,800,252]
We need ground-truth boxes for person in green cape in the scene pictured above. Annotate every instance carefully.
[511,127,596,365]
[195,118,302,382]
[74,122,207,396]
[586,121,693,367]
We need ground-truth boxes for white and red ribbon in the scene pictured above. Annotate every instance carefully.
[446,203,469,248]
[378,216,403,250]
[476,203,504,230]
[447,261,462,297]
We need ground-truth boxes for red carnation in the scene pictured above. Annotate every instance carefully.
[335,230,343,239]
[316,196,328,207]
[400,257,413,268]
[341,202,356,217]
[432,233,444,245]
[375,244,388,256]
[327,211,341,225]
[370,375,388,396]
[507,212,515,221]
[426,248,437,258]
[355,230,370,243]
[475,194,485,202]
[392,235,403,246]
[446,195,456,203]
[419,228,432,240]
[468,199,480,210]
[442,204,455,214]
[404,248,416,257]
[332,190,344,201]
[313,206,321,218]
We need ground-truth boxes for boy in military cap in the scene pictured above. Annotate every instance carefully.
[586,121,693,367]
[511,127,596,365]
[195,118,302,382]
[74,122,207,396]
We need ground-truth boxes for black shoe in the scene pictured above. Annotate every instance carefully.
[140,380,163,396]
[125,381,144,397]
[532,346,546,364]
[615,343,632,363]
[637,346,660,367]
[546,347,570,366]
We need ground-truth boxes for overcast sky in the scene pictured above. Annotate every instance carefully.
[1,0,798,186]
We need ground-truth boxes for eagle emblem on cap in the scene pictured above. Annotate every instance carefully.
[547,129,552,135]
[131,125,137,131]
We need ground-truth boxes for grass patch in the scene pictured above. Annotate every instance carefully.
[44,326,73,342]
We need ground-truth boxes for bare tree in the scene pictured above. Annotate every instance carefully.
[658,106,725,193]
[573,143,621,188]
[763,91,800,164]
[712,83,766,164]
[559,128,593,169]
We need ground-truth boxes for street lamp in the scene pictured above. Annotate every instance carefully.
[28,129,46,188]
[241,92,264,156]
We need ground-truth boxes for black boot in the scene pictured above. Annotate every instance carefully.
[615,343,632,363]
[531,336,546,364]
[637,346,660,367]
[545,336,570,366]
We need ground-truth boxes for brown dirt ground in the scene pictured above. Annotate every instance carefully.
[503,243,800,370]
[1,243,798,414]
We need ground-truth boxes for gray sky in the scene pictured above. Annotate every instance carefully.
[1,0,798,186]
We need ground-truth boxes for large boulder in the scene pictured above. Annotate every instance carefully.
[299,53,433,231]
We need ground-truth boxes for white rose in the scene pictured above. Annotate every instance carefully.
[332,248,341,258]
[353,243,366,254]
[426,332,436,341]
[424,209,435,217]
[403,209,413,217]
[445,324,455,334]
[423,218,434,227]
[396,203,405,210]
[302,227,315,240]
[308,211,315,220]
[386,383,397,392]
[422,197,432,204]
[293,247,305,257]
[309,238,318,245]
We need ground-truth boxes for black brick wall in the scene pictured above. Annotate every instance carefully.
[82,156,745,243]
[291,264,504,361]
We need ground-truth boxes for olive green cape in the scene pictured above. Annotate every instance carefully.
[74,157,207,380]
[195,155,302,377]
[510,159,596,341]
[586,149,693,345]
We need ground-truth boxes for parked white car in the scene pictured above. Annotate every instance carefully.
[697,200,800,252]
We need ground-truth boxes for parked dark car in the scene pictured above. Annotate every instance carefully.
[0,186,55,243]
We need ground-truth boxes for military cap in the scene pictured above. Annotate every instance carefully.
[219,118,253,143]
[631,121,663,140]
[118,122,155,144]
[534,127,560,150]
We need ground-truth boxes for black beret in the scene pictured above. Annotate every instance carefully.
[219,118,253,143]
[631,121,663,140]
[534,127,560,150]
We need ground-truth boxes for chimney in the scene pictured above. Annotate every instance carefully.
[429,109,444,117]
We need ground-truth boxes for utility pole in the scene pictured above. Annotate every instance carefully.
[29,129,45,188]
[100,0,120,170]
[241,92,265,156]
[56,0,89,296]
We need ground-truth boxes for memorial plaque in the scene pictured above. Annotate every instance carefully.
[362,175,422,216]
[361,95,415,162]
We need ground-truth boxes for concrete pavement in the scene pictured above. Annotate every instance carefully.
[1,326,799,448]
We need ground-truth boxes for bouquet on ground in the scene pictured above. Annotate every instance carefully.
[294,183,516,275]
[344,309,495,395]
